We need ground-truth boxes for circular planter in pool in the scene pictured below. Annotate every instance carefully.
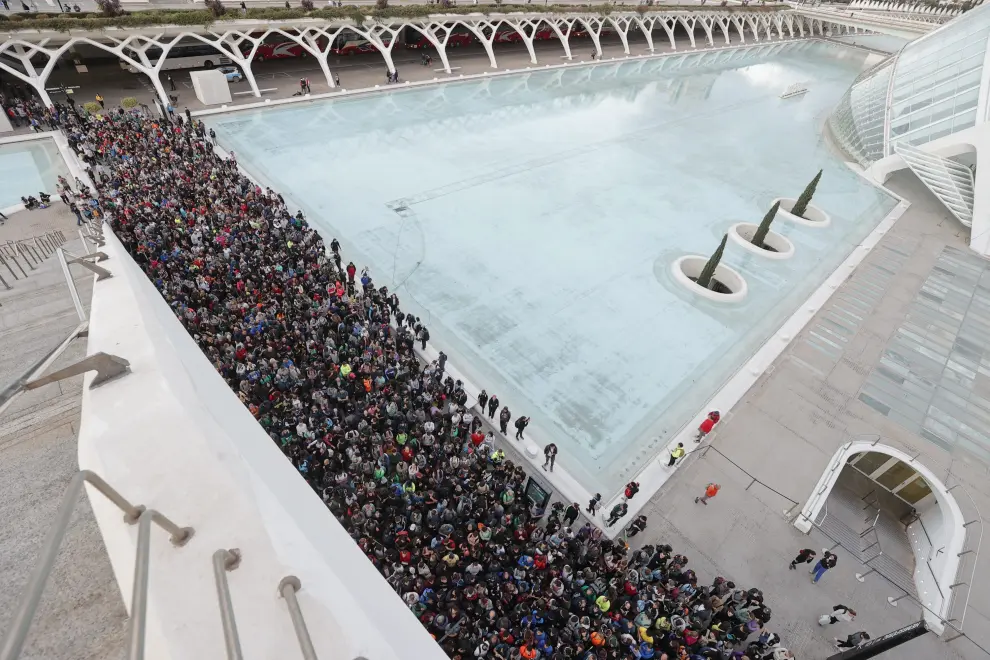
[772,197,831,228]
[671,255,748,303]
[728,223,795,260]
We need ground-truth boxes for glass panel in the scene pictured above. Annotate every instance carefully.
[895,475,933,504]
[852,451,893,476]
[876,460,919,490]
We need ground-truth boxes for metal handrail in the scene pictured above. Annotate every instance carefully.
[213,549,244,660]
[279,576,318,660]
[128,510,194,660]
[0,321,88,419]
[0,471,193,660]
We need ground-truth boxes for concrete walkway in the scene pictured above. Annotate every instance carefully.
[0,204,125,660]
[625,174,984,660]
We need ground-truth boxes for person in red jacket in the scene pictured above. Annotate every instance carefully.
[623,481,640,501]
[695,410,721,442]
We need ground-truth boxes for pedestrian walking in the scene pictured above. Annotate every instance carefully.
[605,503,628,527]
[209,127,217,145]
[95,93,104,109]
[622,481,640,501]
[499,407,511,435]
[417,326,430,350]
[667,442,685,467]
[168,74,176,91]
[586,493,601,515]
[487,395,499,419]
[69,202,84,226]
[695,482,720,505]
[694,410,721,442]
[477,389,488,413]
[334,73,340,86]
[835,631,870,649]
[184,106,191,125]
[563,502,579,526]
[810,550,837,584]
[514,415,530,440]
[788,548,816,570]
[542,442,557,471]
[819,604,856,626]
[627,515,648,537]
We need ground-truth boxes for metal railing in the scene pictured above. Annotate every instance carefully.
[0,471,194,660]
[0,221,127,420]
[0,230,67,291]
[279,576,319,660]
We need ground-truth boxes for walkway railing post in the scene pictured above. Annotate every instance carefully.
[212,549,244,660]
[278,576,318,660]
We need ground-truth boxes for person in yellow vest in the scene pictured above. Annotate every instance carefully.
[95,93,105,109]
[667,442,685,467]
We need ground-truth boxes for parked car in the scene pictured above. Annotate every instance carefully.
[218,65,243,82]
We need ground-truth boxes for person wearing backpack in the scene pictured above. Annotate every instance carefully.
[819,604,856,625]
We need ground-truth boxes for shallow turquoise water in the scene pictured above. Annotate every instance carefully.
[0,139,69,209]
[213,41,899,493]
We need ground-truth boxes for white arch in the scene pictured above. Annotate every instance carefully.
[607,16,635,55]
[678,15,699,48]
[349,21,402,74]
[576,16,607,59]
[404,20,455,73]
[459,19,501,69]
[796,440,966,634]
[546,17,576,61]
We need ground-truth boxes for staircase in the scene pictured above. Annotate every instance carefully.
[816,486,917,596]
[894,141,975,228]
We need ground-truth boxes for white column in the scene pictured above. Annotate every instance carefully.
[352,23,401,74]
[635,16,657,52]
[607,17,633,55]
[731,16,747,43]
[548,17,575,60]
[747,15,761,42]
[660,16,677,50]
[678,17,698,48]
[407,21,453,74]
[1,43,55,107]
[504,18,539,65]
[697,16,715,47]
[281,27,345,89]
[715,17,731,45]
[459,20,499,69]
[577,17,605,58]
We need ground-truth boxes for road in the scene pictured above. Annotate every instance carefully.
[3,0,718,15]
[42,31,723,113]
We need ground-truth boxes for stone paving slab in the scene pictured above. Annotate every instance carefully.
[626,174,985,660]
[0,207,124,660]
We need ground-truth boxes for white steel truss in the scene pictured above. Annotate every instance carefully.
[0,10,846,107]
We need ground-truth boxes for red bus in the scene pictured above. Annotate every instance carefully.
[331,29,393,55]
[403,25,475,49]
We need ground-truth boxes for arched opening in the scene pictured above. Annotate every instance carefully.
[796,441,967,634]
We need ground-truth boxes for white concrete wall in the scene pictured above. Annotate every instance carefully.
[795,441,964,633]
[908,497,947,617]
[77,229,447,660]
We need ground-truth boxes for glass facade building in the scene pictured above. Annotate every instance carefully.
[829,3,990,166]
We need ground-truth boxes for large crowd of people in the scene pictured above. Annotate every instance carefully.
[53,104,792,660]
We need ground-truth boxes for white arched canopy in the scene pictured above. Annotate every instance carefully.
[796,440,967,634]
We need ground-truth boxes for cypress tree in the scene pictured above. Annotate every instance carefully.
[697,234,727,290]
[790,169,822,219]
[751,201,780,249]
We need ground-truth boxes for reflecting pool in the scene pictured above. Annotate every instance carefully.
[0,138,69,209]
[213,40,899,494]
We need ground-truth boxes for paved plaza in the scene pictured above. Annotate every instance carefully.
[0,204,125,659]
[620,173,988,660]
[37,32,751,117]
